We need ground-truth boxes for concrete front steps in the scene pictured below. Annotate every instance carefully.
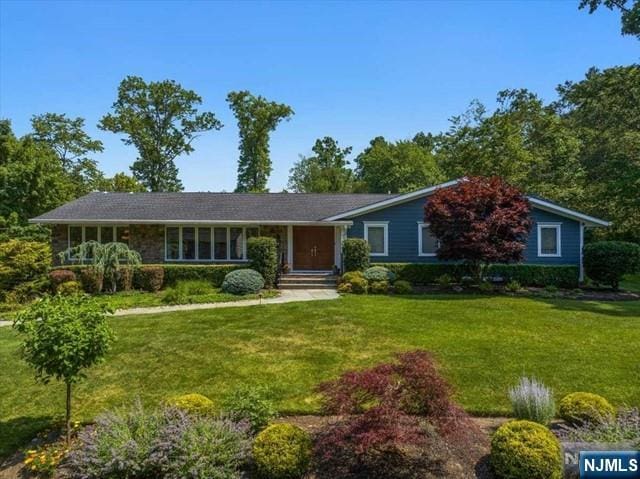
[279,272,338,290]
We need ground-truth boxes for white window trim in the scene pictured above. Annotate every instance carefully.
[67,225,129,260]
[164,225,254,262]
[417,222,438,257]
[363,221,389,257]
[537,222,562,257]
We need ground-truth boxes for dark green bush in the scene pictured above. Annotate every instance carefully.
[253,423,312,479]
[363,266,396,283]
[221,269,265,295]
[222,387,277,434]
[162,264,242,287]
[491,420,562,479]
[247,237,278,288]
[393,280,413,294]
[134,266,165,292]
[79,268,104,294]
[584,241,640,290]
[379,263,579,288]
[343,238,370,272]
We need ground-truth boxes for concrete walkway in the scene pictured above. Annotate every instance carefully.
[0,289,340,326]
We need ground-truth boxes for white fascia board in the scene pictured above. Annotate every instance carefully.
[527,198,610,227]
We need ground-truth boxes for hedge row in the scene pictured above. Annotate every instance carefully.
[378,263,579,288]
[54,264,244,288]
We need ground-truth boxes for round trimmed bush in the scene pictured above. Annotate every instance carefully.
[584,241,640,290]
[49,269,76,292]
[253,423,312,479]
[491,420,562,479]
[337,282,352,294]
[364,266,396,283]
[57,280,82,295]
[393,280,413,294]
[341,271,364,284]
[369,280,389,294]
[221,269,265,295]
[559,392,615,425]
[350,276,368,294]
[166,393,215,416]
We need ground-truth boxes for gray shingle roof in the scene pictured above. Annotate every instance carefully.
[30,192,397,223]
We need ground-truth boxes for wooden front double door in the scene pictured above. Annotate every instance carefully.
[292,226,335,270]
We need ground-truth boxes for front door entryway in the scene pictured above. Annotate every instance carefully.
[292,226,335,270]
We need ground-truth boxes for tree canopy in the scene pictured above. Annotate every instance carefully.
[227,90,294,192]
[288,136,355,192]
[100,76,222,191]
[579,0,640,38]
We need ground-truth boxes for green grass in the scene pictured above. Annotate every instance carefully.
[1,294,639,456]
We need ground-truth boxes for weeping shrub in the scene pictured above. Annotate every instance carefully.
[508,377,556,425]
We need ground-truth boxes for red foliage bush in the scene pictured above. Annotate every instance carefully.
[424,176,532,280]
[314,351,484,477]
[49,269,76,292]
[134,266,165,292]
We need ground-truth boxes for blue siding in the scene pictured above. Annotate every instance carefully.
[346,196,581,265]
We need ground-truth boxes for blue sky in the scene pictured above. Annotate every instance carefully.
[0,1,637,192]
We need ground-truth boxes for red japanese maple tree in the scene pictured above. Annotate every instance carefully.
[424,176,532,281]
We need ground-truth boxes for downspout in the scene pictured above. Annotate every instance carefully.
[579,222,585,283]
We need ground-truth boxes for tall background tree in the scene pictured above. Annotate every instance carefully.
[579,0,640,38]
[288,136,355,192]
[354,133,444,193]
[99,76,222,192]
[95,172,146,192]
[227,90,294,192]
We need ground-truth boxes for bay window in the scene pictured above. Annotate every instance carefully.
[166,226,256,261]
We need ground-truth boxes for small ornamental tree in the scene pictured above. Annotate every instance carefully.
[424,176,532,282]
[13,295,114,444]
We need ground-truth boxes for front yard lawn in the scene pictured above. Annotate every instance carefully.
[1,294,639,457]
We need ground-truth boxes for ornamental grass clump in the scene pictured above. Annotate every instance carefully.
[509,377,556,425]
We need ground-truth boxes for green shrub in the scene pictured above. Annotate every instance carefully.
[505,279,522,293]
[380,263,462,284]
[491,420,562,479]
[115,266,134,292]
[0,240,51,300]
[247,237,278,288]
[166,393,215,416]
[337,282,352,294]
[478,281,494,293]
[221,269,265,295]
[253,423,312,479]
[350,276,368,294]
[343,238,370,272]
[162,264,242,287]
[340,271,365,284]
[435,273,454,288]
[369,281,389,294]
[393,280,413,294]
[584,241,640,290]
[57,281,82,296]
[544,285,558,294]
[161,280,214,304]
[222,387,277,434]
[79,268,104,294]
[134,265,164,292]
[559,392,615,425]
[49,269,76,292]
[363,266,396,283]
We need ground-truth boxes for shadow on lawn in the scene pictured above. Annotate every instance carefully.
[0,415,55,461]
[389,293,640,318]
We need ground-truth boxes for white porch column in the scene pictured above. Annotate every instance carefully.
[287,225,293,267]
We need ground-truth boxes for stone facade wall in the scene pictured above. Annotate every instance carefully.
[51,224,68,265]
[129,224,165,263]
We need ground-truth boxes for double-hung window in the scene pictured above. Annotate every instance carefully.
[537,223,561,257]
[418,223,439,256]
[364,222,388,256]
[165,226,255,261]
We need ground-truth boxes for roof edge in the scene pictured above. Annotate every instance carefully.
[28,219,354,226]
